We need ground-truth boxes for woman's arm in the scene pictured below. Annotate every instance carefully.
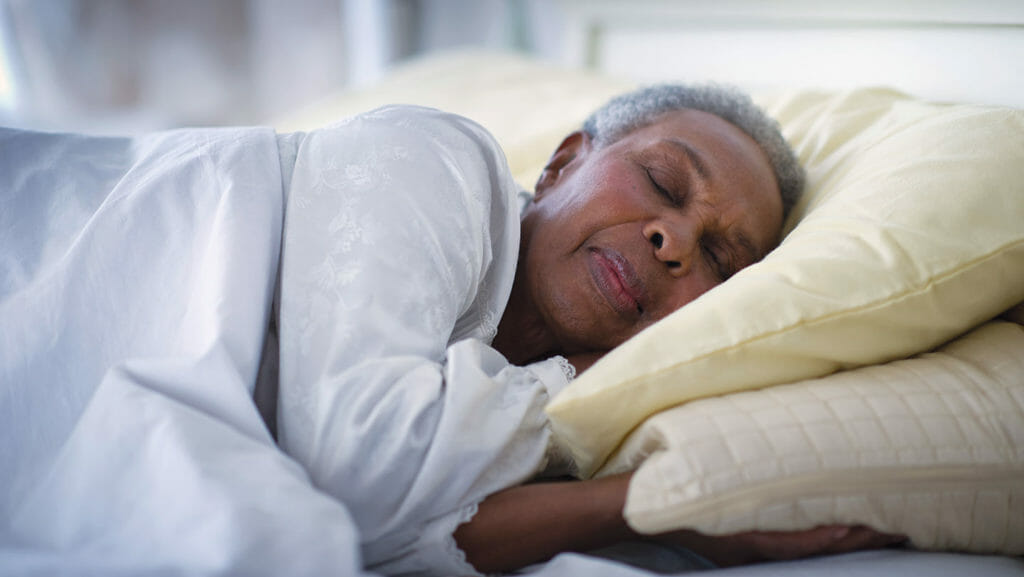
[455,472,906,574]
[454,473,634,573]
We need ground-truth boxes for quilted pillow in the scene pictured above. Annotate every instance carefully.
[606,319,1024,554]
[546,88,1024,477]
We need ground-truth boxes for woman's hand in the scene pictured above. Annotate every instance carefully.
[455,470,906,574]
[657,524,907,567]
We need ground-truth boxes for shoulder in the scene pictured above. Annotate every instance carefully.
[288,104,522,302]
[315,104,507,169]
[327,105,521,246]
[329,104,501,147]
[306,104,518,210]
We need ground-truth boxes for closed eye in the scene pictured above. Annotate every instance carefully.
[645,167,680,206]
[702,242,733,281]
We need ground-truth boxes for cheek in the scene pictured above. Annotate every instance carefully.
[534,256,631,352]
[585,164,645,203]
[655,275,721,321]
[538,181,641,252]
[566,173,648,233]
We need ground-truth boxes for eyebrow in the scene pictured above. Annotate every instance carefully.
[665,138,711,181]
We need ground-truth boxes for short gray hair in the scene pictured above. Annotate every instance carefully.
[582,84,804,218]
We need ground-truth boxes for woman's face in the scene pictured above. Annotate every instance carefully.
[519,108,784,356]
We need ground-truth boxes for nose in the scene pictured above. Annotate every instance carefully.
[643,215,699,276]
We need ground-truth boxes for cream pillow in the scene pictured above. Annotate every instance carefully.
[608,319,1024,554]
[546,88,1024,477]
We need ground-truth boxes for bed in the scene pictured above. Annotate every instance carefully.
[2,2,1023,576]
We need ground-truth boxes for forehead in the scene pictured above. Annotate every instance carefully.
[624,109,771,175]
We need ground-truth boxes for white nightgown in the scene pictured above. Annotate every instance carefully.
[274,105,575,576]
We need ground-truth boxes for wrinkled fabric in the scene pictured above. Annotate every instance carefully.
[274,106,572,575]
[0,107,573,577]
[0,125,368,576]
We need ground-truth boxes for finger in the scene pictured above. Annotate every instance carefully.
[824,526,908,555]
[749,524,901,561]
[747,525,848,561]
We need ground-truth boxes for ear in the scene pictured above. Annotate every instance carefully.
[534,131,591,198]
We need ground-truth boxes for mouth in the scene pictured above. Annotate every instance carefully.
[587,247,647,318]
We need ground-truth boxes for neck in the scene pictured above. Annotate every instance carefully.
[493,264,558,366]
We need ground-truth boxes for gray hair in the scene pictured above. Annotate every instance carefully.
[582,84,804,218]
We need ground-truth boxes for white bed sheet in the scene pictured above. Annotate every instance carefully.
[532,550,1023,577]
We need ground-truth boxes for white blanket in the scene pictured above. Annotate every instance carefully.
[0,126,369,576]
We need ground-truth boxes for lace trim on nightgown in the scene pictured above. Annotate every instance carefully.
[441,356,575,576]
[552,355,577,381]
[443,502,485,577]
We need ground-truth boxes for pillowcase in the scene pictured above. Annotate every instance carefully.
[606,319,1024,555]
[545,88,1024,477]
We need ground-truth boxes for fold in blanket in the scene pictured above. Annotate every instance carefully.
[0,126,369,576]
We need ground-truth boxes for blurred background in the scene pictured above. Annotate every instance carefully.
[0,0,568,134]
[2,0,1020,134]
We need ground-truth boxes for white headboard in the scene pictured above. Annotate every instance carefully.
[555,0,1024,109]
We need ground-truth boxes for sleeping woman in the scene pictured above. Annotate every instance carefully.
[267,85,902,575]
[0,84,900,576]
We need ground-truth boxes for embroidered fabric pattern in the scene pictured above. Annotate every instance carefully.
[275,106,574,572]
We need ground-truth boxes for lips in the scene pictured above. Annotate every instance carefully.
[587,247,647,317]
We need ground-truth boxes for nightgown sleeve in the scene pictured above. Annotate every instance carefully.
[275,105,574,576]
